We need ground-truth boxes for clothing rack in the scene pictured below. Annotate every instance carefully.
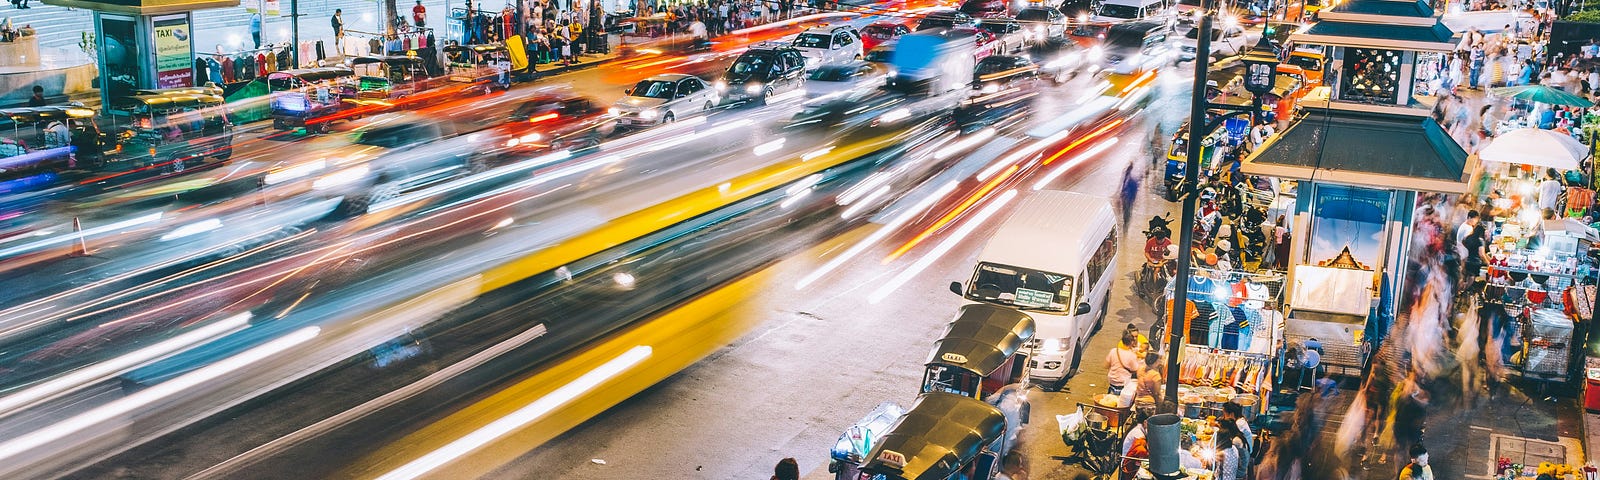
[1178,345,1274,394]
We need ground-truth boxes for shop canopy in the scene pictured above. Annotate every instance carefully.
[1241,109,1473,194]
[1477,128,1587,171]
[42,0,238,15]
[860,392,1007,480]
[925,304,1036,377]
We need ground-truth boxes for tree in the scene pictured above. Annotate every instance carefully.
[386,0,399,35]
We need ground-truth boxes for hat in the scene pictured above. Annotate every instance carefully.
[1217,239,1232,252]
[1205,253,1218,265]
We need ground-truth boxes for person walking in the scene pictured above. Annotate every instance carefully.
[250,13,262,49]
[332,9,345,55]
[413,0,428,28]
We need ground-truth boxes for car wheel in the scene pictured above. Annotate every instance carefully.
[757,88,771,106]
[662,111,675,123]
[339,179,402,216]
[703,101,713,111]
[1066,343,1084,378]
[167,155,187,173]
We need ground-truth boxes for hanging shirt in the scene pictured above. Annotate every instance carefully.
[221,57,236,83]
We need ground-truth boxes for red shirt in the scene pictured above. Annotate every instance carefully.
[1144,237,1172,263]
[413,5,427,24]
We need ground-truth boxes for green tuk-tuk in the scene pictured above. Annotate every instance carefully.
[349,55,434,99]
[267,66,376,132]
[109,91,235,172]
[859,393,1011,480]
[921,304,1036,402]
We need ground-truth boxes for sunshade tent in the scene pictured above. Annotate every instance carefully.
[1477,127,1587,171]
[861,392,1008,480]
[926,304,1035,378]
[1491,84,1594,107]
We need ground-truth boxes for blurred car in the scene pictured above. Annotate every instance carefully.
[865,42,897,64]
[948,26,1002,61]
[609,73,718,126]
[916,9,976,31]
[1096,20,1175,75]
[1178,24,1259,60]
[1057,0,1096,21]
[960,0,1012,19]
[976,18,1031,54]
[275,116,490,215]
[860,21,911,51]
[1285,47,1326,87]
[715,44,808,105]
[1016,6,1070,42]
[972,55,1042,94]
[792,25,865,68]
[804,62,885,100]
[486,92,611,156]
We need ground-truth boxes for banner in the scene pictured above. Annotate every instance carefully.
[153,14,193,88]
[1308,184,1391,269]
[248,0,280,16]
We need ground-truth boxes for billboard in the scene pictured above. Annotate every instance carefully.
[153,14,193,88]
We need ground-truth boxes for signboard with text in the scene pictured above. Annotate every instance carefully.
[153,14,193,88]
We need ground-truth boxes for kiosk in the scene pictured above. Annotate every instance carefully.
[43,0,242,110]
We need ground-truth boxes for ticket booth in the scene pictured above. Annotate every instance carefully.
[42,0,240,110]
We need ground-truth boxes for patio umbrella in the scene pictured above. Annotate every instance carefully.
[1490,84,1595,107]
[1478,127,1588,171]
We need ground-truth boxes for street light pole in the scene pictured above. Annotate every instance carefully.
[291,0,300,67]
[1163,0,1214,415]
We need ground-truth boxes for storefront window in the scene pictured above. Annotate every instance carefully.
[1338,47,1402,105]
[1411,51,1447,105]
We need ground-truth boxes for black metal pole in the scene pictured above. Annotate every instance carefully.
[1164,0,1214,415]
[291,0,301,67]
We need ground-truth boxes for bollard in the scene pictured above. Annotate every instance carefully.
[1146,413,1184,479]
[70,217,88,256]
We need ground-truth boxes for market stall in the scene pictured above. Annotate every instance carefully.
[1157,267,1284,423]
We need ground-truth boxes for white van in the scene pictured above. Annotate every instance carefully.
[949,190,1119,386]
[1093,0,1171,23]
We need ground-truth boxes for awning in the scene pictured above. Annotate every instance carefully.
[925,304,1035,377]
[43,0,239,15]
[861,392,1008,480]
[1241,109,1474,194]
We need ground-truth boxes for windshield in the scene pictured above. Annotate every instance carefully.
[1185,27,1228,41]
[865,48,894,62]
[356,123,431,148]
[1168,137,1187,157]
[730,54,773,75]
[1017,9,1050,21]
[976,57,1019,75]
[978,22,1017,34]
[919,15,960,30]
[631,80,677,99]
[1288,55,1323,71]
[809,66,861,81]
[862,25,897,39]
[1105,30,1147,49]
[966,263,1073,311]
[1098,4,1142,19]
[794,33,832,49]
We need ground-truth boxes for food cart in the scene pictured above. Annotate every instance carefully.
[921,304,1036,401]
[858,392,1011,480]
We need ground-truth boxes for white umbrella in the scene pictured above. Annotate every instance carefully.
[1477,128,1588,171]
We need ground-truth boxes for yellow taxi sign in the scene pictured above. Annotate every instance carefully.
[941,352,968,364]
[877,450,908,468]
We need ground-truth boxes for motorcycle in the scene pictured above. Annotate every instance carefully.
[1135,214,1176,308]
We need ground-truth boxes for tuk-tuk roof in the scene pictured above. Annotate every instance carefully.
[0,105,97,124]
[118,93,224,110]
[133,85,224,97]
[861,392,1008,480]
[269,66,356,82]
[924,304,1035,377]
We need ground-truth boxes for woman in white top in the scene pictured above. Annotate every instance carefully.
[1213,430,1241,480]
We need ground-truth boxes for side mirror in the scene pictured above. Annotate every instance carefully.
[949,281,964,295]
[624,88,633,96]
[1075,302,1091,315]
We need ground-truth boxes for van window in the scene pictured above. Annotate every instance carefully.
[966,262,1073,311]
[1085,231,1118,289]
[1099,3,1142,19]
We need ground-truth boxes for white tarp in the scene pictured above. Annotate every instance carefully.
[1290,265,1374,316]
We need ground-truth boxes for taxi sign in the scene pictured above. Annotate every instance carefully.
[941,352,968,364]
[877,449,908,468]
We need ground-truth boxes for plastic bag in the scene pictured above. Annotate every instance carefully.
[1058,407,1087,443]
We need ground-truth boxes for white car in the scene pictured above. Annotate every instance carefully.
[792,25,864,69]
[1178,24,1260,61]
[803,62,884,100]
[609,73,718,126]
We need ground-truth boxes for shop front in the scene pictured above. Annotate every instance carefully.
[42,0,241,110]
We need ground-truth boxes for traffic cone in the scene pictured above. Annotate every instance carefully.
[70,216,88,257]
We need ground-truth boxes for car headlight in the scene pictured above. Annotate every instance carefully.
[745,83,764,94]
[980,84,1000,94]
[1089,46,1104,61]
[519,133,542,143]
[607,107,621,116]
[1041,337,1064,352]
[714,81,727,92]
[639,108,659,120]
[505,137,521,147]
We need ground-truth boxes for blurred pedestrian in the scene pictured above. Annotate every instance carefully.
[332,9,345,55]
[1106,329,1141,395]
[250,13,262,49]
[27,85,45,107]
[772,457,799,480]
[1120,162,1139,228]
[413,0,428,28]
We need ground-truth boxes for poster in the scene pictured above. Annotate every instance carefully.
[1308,184,1390,270]
[153,15,193,88]
[248,0,280,16]
[99,15,140,99]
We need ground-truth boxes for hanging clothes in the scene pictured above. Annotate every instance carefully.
[221,56,237,83]
[206,57,224,85]
[256,52,269,77]
[194,58,210,87]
